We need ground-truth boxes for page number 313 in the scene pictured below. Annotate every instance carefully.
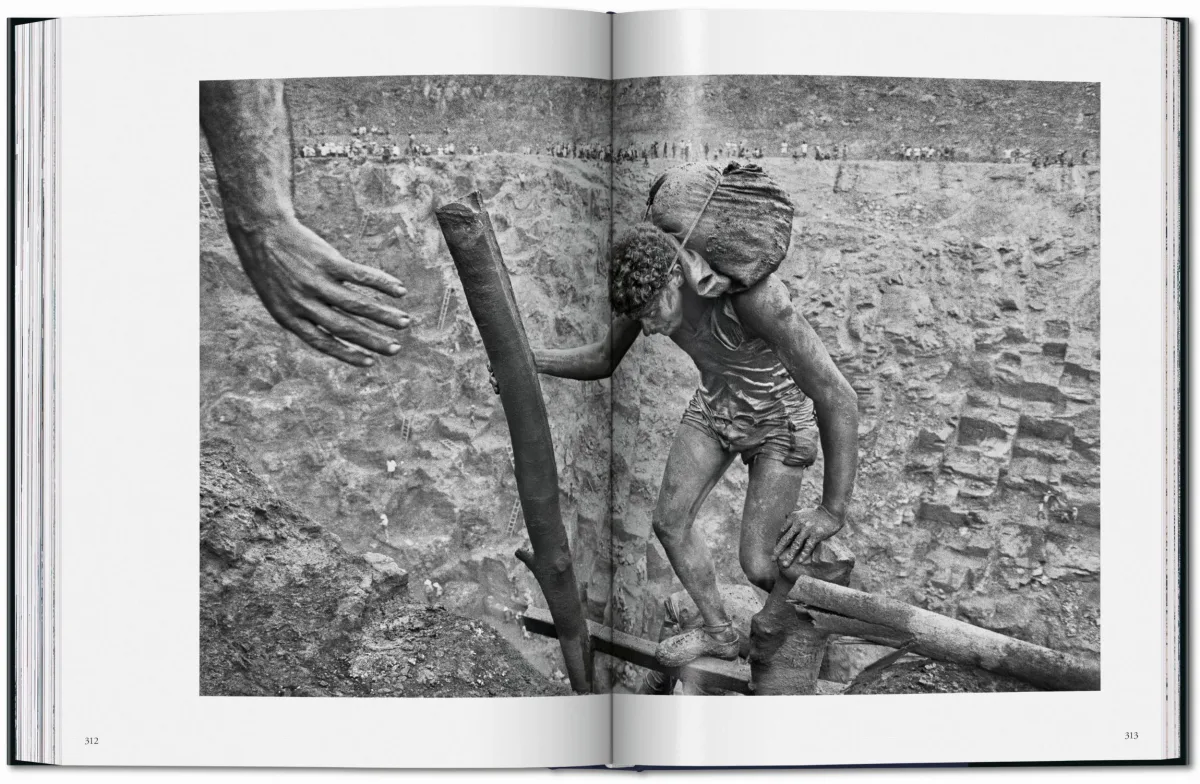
[1125,732,1139,740]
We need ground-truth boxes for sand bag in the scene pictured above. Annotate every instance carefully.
[645,161,794,291]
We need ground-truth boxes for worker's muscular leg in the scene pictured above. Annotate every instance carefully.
[651,425,735,628]
[740,454,811,674]
[739,456,806,593]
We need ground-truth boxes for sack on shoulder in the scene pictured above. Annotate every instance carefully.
[646,161,794,292]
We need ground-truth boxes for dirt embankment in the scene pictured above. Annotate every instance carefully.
[608,158,1100,684]
[200,438,563,697]
[616,76,1099,162]
[201,152,1099,691]
[201,152,614,685]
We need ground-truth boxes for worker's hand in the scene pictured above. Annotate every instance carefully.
[229,217,410,367]
[486,361,500,394]
[773,506,844,569]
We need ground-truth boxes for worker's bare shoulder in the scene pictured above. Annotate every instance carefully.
[731,273,804,331]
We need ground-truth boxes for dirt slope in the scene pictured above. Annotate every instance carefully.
[200,438,562,697]
[608,157,1100,684]
[201,150,1099,689]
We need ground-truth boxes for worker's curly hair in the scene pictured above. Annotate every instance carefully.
[609,224,679,315]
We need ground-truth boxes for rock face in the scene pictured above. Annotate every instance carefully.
[200,438,561,697]
[201,149,613,686]
[607,159,1101,679]
[201,77,1100,691]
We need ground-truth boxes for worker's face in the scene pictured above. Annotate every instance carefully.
[636,267,684,337]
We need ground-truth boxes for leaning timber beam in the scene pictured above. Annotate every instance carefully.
[436,192,593,693]
[788,575,1100,691]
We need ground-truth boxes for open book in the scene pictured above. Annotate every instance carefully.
[10,6,1184,769]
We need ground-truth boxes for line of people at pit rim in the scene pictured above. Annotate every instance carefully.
[288,125,1094,168]
[294,125,614,162]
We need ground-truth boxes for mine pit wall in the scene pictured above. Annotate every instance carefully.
[201,153,1099,687]
[201,153,615,682]
[609,158,1100,679]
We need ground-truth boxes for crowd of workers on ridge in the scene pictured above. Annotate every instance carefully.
[289,125,1093,169]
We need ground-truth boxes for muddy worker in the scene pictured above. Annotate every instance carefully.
[379,512,389,539]
[424,579,436,606]
[531,168,858,666]
[386,458,397,477]
[200,80,411,368]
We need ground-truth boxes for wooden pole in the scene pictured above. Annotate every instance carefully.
[749,581,828,696]
[435,192,593,693]
[787,575,1100,691]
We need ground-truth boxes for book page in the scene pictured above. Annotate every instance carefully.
[58,7,612,768]
[610,8,1168,767]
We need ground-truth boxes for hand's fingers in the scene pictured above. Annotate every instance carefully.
[797,537,820,565]
[772,521,800,558]
[310,277,411,330]
[329,257,408,299]
[781,526,812,567]
[284,317,376,367]
[303,302,402,356]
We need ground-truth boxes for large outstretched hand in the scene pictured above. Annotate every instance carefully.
[231,218,410,367]
[773,506,844,569]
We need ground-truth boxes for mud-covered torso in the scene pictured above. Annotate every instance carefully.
[670,293,815,438]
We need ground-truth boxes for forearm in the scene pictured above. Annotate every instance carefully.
[812,384,858,521]
[533,343,611,380]
[200,80,296,229]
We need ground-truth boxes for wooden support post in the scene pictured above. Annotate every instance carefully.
[749,582,828,696]
[436,192,593,693]
[788,575,1100,691]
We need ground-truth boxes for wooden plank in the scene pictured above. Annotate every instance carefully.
[522,607,751,694]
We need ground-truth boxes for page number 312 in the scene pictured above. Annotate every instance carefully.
[1125,732,1139,740]
[84,737,99,745]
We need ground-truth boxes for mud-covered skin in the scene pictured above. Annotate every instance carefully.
[538,253,858,680]
[201,80,410,366]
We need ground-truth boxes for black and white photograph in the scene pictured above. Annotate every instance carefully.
[198,73,1100,699]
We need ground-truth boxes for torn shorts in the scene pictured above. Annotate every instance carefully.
[679,390,819,468]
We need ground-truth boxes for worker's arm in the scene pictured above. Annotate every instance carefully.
[532,315,641,380]
[200,79,409,367]
[732,275,859,566]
